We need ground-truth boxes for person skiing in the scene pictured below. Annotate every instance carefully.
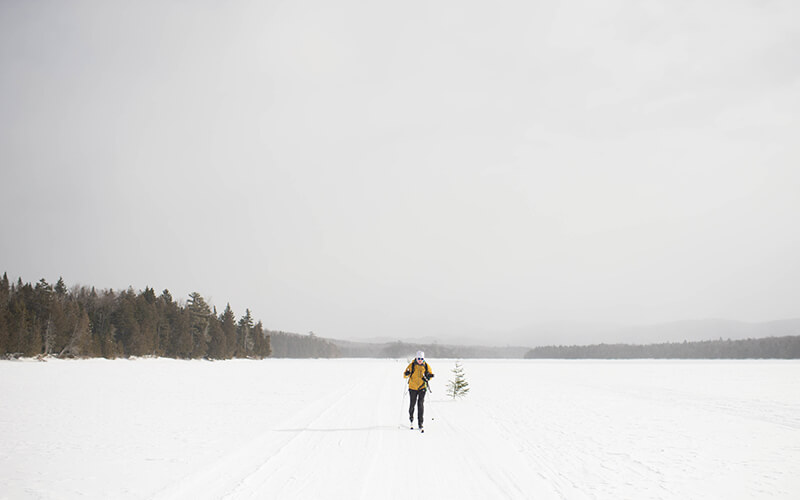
[404,351,434,430]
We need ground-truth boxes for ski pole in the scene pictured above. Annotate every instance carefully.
[400,380,408,425]
[422,375,434,424]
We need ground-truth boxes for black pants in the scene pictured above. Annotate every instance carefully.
[409,389,426,425]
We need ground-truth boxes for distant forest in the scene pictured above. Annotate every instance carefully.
[270,331,340,358]
[333,340,529,359]
[0,273,337,360]
[524,336,800,359]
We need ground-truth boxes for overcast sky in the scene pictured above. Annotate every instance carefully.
[1,0,798,342]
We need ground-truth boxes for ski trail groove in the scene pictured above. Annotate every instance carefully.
[151,377,361,500]
[219,379,367,499]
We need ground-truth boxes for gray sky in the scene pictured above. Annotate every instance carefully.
[1,0,799,343]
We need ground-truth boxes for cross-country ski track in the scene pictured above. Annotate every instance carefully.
[1,358,798,499]
[151,360,550,500]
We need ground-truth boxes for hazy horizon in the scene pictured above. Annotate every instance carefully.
[2,1,798,343]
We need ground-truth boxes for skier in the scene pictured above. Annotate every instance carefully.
[404,351,434,430]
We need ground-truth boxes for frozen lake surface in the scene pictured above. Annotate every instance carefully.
[1,358,799,499]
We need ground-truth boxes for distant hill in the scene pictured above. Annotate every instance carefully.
[604,318,800,345]
[525,335,800,359]
[494,318,800,347]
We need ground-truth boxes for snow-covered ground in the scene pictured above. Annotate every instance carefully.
[1,358,798,499]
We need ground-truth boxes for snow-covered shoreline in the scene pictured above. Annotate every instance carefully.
[2,358,798,499]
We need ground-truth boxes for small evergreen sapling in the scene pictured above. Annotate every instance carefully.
[446,360,470,399]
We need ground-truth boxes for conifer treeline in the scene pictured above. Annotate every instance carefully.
[0,273,271,359]
[524,336,800,359]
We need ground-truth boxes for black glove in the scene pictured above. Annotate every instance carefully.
[404,371,410,376]
[426,373,434,379]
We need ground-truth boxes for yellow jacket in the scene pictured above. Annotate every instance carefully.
[404,361,434,391]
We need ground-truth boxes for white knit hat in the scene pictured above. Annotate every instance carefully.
[416,351,425,359]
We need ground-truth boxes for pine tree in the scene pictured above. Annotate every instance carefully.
[154,289,174,356]
[252,321,271,358]
[49,296,70,354]
[187,292,211,359]
[34,279,54,355]
[61,308,92,357]
[220,304,237,358]
[206,311,227,359]
[0,305,7,355]
[113,288,140,356]
[446,360,470,399]
[134,289,157,355]
[54,277,67,296]
[0,273,9,354]
[170,308,192,359]
[237,309,254,356]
